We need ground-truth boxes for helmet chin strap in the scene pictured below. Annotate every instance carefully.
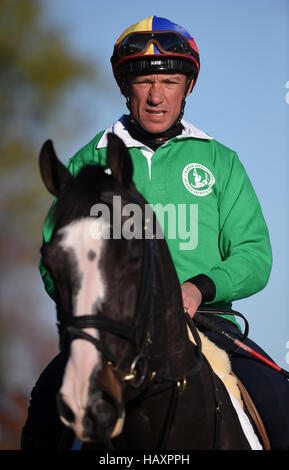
[177,94,187,124]
[175,75,194,124]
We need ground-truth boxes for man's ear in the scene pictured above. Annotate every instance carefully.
[39,140,71,197]
[118,76,130,98]
[106,133,135,189]
[186,78,194,96]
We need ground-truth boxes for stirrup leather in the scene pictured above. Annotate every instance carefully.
[230,372,270,450]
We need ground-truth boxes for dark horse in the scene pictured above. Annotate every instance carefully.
[38,134,252,450]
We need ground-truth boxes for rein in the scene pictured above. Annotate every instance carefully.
[62,309,205,450]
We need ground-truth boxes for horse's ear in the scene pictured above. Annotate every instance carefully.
[106,133,134,189]
[39,140,70,197]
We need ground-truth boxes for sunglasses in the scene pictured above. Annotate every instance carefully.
[117,31,194,58]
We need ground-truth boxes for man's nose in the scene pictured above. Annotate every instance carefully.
[147,84,164,105]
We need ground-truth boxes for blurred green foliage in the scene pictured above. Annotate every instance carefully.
[0,0,98,242]
[0,2,100,448]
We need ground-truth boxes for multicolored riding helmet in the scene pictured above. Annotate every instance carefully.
[111,16,200,90]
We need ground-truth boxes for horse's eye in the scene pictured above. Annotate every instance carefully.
[127,255,140,266]
[126,241,142,266]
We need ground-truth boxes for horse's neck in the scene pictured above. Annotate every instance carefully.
[151,239,198,377]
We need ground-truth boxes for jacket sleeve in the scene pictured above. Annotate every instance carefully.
[39,200,57,301]
[204,152,272,304]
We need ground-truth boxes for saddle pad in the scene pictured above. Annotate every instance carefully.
[187,327,262,449]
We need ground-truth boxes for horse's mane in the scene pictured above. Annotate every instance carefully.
[52,165,113,232]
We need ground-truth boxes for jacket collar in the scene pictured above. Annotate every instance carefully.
[96,115,213,149]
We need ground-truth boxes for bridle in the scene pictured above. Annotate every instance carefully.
[59,190,159,385]
[57,190,216,449]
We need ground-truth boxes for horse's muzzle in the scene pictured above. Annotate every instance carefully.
[57,389,124,442]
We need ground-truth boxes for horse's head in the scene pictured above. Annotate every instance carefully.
[39,134,154,442]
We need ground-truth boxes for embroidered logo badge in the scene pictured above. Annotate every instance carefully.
[182,163,215,197]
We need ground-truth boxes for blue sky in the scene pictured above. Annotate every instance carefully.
[42,0,289,369]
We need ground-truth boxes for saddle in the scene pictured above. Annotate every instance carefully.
[187,327,270,450]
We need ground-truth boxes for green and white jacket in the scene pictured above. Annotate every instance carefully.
[40,115,272,319]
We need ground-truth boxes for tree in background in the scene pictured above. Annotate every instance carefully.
[0,0,100,448]
[0,0,97,238]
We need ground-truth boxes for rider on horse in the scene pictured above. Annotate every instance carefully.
[23,16,289,450]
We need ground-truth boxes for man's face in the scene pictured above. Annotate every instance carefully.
[129,73,193,134]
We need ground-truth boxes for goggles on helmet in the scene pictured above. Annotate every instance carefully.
[111,17,200,92]
[117,30,195,58]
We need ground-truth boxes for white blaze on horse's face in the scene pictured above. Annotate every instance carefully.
[56,217,112,440]
[59,217,108,316]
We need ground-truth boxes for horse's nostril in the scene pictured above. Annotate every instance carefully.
[96,400,114,423]
[57,393,75,424]
[90,391,119,430]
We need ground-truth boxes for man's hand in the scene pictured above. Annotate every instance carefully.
[180,282,202,318]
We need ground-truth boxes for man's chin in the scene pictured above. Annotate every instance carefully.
[140,121,172,135]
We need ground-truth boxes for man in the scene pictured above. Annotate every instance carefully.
[22,16,289,449]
